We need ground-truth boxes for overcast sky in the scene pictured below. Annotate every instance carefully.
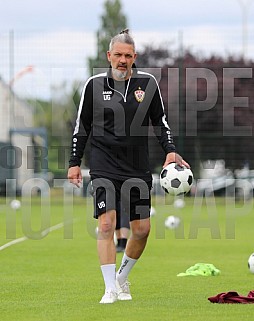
[1,0,254,98]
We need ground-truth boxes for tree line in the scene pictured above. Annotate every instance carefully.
[140,50,254,175]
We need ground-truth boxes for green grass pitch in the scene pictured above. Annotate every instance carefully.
[0,191,254,321]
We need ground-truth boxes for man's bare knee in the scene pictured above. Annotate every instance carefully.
[131,220,150,240]
[98,211,116,238]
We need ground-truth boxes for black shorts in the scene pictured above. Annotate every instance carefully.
[90,176,152,222]
[116,210,130,230]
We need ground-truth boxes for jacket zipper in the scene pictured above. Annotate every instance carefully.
[107,77,131,103]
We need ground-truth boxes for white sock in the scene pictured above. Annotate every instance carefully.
[116,253,137,285]
[100,264,116,292]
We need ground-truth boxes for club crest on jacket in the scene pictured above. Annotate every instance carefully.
[134,87,145,102]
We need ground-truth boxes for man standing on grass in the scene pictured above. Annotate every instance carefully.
[68,29,189,304]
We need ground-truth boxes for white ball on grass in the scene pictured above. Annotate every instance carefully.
[150,206,156,216]
[10,199,21,210]
[248,253,254,273]
[174,198,185,209]
[114,232,117,245]
[165,215,181,229]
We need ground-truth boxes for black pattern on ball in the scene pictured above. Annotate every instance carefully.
[159,162,194,196]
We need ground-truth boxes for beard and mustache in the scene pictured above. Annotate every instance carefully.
[112,64,128,81]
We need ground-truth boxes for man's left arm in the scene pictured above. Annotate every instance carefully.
[162,152,190,168]
[149,81,190,169]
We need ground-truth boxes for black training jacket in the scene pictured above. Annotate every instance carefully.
[69,65,176,182]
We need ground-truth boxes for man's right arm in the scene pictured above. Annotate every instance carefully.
[67,165,82,187]
[68,79,93,181]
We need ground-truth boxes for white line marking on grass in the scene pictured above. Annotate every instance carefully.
[40,222,65,237]
[0,236,28,251]
[0,222,65,252]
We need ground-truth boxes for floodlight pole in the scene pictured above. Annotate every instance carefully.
[237,0,254,59]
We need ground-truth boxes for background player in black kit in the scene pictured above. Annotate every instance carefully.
[115,210,130,253]
[68,29,189,304]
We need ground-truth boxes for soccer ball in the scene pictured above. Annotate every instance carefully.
[165,215,181,229]
[248,253,254,273]
[10,199,21,210]
[160,163,193,196]
[173,198,185,209]
[150,206,156,217]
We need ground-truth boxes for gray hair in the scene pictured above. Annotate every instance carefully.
[109,29,136,52]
